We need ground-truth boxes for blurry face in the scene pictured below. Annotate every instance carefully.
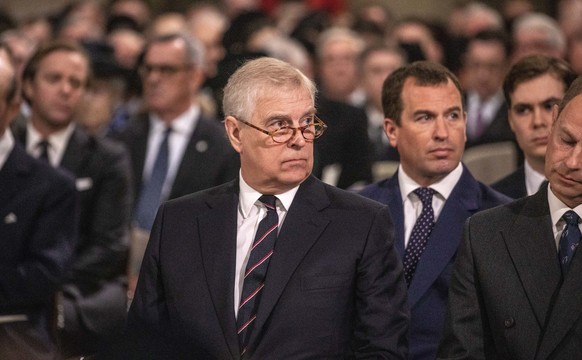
[361,50,404,111]
[385,78,466,186]
[141,39,200,122]
[24,50,89,132]
[513,29,565,63]
[509,73,566,167]
[464,40,507,100]
[545,94,582,208]
[318,39,360,101]
[225,87,315,194]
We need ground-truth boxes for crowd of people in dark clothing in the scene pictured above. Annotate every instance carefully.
[1,0,582,358]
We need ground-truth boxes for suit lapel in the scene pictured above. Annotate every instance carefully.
[502,188,560,329]
[247,176,330,350]
[60,127,90,173]
[384,175,405,256]
[408,169,479,307]
[198,181,240,359]
[536,208,582,359]
[0,146,26,209]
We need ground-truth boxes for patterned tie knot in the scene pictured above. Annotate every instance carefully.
[563,210,579,226]
[259,195,277,210]
[414,187,435,207]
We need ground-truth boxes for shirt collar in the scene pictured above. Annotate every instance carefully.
[26,121,75,159]
[548,184,582,229]
[0,129,15,170]
[398,162,463,201]
[524,160,546,195]
[150,104,200,136]
[238,172,299,218]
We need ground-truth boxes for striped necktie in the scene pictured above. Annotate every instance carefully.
[237,195,279,357]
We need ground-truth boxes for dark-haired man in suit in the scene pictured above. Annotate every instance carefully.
[438,76,582,360]
[492,55,576,199]
[11,40,132,357]
[0,43,77,360]
[360,61,510,360]
[126,57,409,359]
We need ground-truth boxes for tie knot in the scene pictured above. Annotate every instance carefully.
[259,195,277,210]
[414,187,435,205]
[563,210,580,226]
[38,139,49,150]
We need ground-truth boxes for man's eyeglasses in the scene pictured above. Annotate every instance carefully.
[235,116,327,143]
[139,64,193,77]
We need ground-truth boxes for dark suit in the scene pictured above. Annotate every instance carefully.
[359,166,511,360]
[313,96,373,189]
[0,143,77,359]
[465,100,516,148]
[125,175,409,359]
[438,185,582,359]
[115,112,240,202]
[491,165,527,199]
[12,124,133,355]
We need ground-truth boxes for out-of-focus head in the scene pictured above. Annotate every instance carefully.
[315,26,365,102]
[139,33,204,122]
[0,47,19,135]
[512,12,566,63]
[359,41,407,112]
[462,29,512,100]
[22,40,91,133]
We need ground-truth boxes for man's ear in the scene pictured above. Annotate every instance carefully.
[224,115,242,153]
[551,103,559,127]
[384,117,398,148]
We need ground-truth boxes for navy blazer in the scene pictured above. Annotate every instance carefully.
[124,175,409,359]
[360,165,511,360]
[491,165,527,199]
[438,185,582,359]
[0,143,77,346]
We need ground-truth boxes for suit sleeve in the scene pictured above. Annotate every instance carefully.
[352,206,409,359]
[437,217,487,360]
[68,144,132,285]
[125,203,176,358]
[0,173,77,306]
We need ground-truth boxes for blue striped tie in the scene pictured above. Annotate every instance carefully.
[135,127,171,230]
[237,195,278,357]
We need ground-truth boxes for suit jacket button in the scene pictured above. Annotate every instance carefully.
[504,317,515,328]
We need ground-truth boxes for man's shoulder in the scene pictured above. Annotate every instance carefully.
[490,167,526,199]
[9,143,76,194]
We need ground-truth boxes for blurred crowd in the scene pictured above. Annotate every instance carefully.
[1,0,582,358]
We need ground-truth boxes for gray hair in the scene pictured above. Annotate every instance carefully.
[222,57,316,121]
[513,13,566,53]
[144,32,205,68]
[315,27,365,60]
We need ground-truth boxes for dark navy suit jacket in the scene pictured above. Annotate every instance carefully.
[0,143,77,349]
[125,175,409,359]
[491,165,527,199]
[360,165,511,360]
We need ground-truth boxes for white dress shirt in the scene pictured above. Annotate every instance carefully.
[548,184,582,250]
[26,122,75,167]
[0,129,15,170]
[234,173,299,316]
[398,163,463,248]
[143,105,200,202]
[524,160,546,196]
